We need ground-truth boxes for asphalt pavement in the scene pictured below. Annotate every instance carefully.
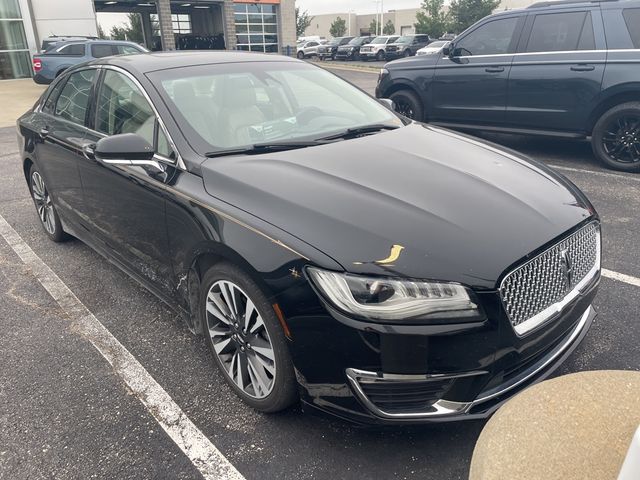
[1,68,639,480]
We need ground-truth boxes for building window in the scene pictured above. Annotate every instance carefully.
[0,0,31,79]
[150,13,192,35]
[234,4,279,53]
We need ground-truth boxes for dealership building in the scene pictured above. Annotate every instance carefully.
[0,0,296,80]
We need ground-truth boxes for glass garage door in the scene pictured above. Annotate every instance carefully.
[234,3,278,53]
[0,0,31,79]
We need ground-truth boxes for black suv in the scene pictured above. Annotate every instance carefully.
[335,36,374,60]
[385,34,431,59]
[317,36,355,60]
[376,0,640,172]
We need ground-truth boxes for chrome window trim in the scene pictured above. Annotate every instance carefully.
[500,223,600,336]
[450,48,640,60]
[345,304,593,419]
[100,64,186,171]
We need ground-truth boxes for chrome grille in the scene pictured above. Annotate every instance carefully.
[500,222,600,335]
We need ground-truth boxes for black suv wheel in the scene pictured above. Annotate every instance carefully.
[592,102,640,173]
[390,89,423,121]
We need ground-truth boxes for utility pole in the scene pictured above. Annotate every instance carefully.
[380,0,384,35]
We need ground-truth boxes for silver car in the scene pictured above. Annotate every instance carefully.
[359,35,399,61]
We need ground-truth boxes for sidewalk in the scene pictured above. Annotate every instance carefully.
[0,79,46,128]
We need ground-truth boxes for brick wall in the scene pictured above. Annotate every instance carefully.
[155,0,175,50]
[223,0,237,50]
[278,0,296,54]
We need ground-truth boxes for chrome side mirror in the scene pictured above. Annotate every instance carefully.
[378,98,396,110]
[95,133,165,172]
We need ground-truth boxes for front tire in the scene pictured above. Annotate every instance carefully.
[389,89,424,121]
[201,262,298,413]
[403,49,412,57]
[376,50,385,61]
[29,165,68,242]
[591,102,640,172]
[297,51,305,59]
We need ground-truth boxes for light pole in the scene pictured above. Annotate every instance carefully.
[372,0,381,36]
[380,0,384,35]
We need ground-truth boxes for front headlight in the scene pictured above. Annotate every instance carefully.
[378,67,389,84]
[307,268,480,323]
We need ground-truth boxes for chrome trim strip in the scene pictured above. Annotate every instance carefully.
[501,224,600,336]
[346,305,593,419]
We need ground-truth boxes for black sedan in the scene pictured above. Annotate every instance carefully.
[17,52,600,425]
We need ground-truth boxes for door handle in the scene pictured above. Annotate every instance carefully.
[570,65,595,72]
[82,143,96,160]
[39,127,50,138]
[485,66,505,73]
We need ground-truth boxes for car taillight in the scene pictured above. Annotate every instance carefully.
[33,59,42,72]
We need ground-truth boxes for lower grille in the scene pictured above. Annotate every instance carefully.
[500,222,600,335]
[358,378,453,413]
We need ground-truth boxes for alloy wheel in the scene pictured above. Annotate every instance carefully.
[601,114,640,164]
[394,98,415,119]
[206,280,276,399]
[31,171,55,234]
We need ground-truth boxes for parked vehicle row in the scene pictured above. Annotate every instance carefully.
[377,0,640,172]
[315,34,435,61]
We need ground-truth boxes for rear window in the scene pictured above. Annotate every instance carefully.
[526,12,594,52]
[623,8,640,48]
[56,43,85,56]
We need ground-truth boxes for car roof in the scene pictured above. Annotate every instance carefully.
[85,51,300,74]
[55,39,142,47]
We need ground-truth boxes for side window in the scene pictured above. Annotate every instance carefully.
[54,69,96,125]
[455,17,519,56]
[156,127,175,159]
[57,43,85,56]
[91,44,116,58]
[526,12,593,52]
[116,45,143,55]
[623,8,640,48]
[42,78,66,114]
[96,70,155,146]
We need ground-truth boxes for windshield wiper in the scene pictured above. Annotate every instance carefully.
[205,140,323,158]
[317,124,400,142]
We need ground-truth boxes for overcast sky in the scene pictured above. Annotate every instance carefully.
[296,0,424,15]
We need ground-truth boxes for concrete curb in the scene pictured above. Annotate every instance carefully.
[308,60,381,74]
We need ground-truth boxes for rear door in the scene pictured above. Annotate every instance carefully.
[432,15,523,125]
[34,68,97,227]
[506,8,606,132]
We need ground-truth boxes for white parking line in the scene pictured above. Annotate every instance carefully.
[602,269,640,288]
[549,164,640,182]
[0,214,244,480]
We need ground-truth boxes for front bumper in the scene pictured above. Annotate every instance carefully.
[281,272,598,425]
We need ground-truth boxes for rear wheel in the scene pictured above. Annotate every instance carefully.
[591,102,640,172]
[201,262,298,412]
[389,89,424,121]
[29,165,68,242]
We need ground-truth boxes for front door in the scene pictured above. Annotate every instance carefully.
[79,68,177,298]
[432,16,522,126]
[507,9,606,133]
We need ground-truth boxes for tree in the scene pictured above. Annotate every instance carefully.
[97,23,107,40]
[415,0,451,38]
[448,0,500,33]
[383,20,395,35]
[109,12,144,43]
[330,17,347,37]
[369,19,380,36]
[296,7,313,37]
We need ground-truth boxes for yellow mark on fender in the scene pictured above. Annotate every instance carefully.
[374,244,405,265]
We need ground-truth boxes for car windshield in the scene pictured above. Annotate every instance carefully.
[150,62,402,153]
[328,38,342,46]
[396,36,413,44]
[427,41,446,48]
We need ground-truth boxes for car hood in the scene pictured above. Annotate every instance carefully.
[201,124,594,289]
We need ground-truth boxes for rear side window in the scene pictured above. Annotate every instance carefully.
[54,69,96,125]
[526,12,594,52]
[116,45,143,55]
[56,43,85,55]
[91,44,116,58]
[42,78,66,114]
[623,8,640,48]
